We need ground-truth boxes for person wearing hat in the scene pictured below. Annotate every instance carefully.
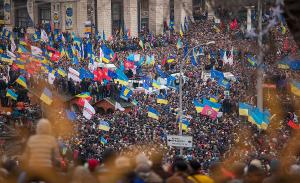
[21,118,60,183]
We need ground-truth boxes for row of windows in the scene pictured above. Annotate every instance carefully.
[7,0,207,30]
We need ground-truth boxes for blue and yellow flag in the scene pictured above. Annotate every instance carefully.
[148,107,160,120]
[193,99,204,113]
[203,98,221,112]
[40,87,53,105]
[152,79,161,89]
[209,95,218,103]
[178,117,190,131]
[16,76,27,88]
[0,54,13,65]
[239,102,252,116]
[6,89,18,100]
[99,121,110,131]
[176,38,183,49]
[291,80,300,96]
[100,136,108,145]
[246,54,256,66]
[157,95,168,104]
[57,68,67,77]
[120,86,132,100]
[76,92,91,99]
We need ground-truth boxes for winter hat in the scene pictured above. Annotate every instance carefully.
[115,156,131,169]
[88,158,99,172]
[250,159,262,169]
[136,153,152,167]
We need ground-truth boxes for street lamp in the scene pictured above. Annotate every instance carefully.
[178,41,216,156]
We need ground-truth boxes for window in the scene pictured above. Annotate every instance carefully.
[39,6,51,24]
[170,0,174,21]
[112,1,123,32]
[0,0,4,24]
[140,0,149,30]
[15,0,32,27]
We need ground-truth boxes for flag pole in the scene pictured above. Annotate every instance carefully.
[179,41,215,156]
[257,0,263,111]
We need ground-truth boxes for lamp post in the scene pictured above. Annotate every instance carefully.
[178,41,215,156]
[257,0,263,111]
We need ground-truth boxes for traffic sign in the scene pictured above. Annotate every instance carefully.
[167,135,193,148]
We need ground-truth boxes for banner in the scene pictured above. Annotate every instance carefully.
[27,0,34,24]
[4,0,11,24]
[65,3,73,30]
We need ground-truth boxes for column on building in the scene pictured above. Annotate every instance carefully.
[124,0,138,38]
[205,0,214,19]
[246,6,253,32]
[174,0,193,32]
[149,0,169,35]
[76,0,88,37]
[97,0,112,38]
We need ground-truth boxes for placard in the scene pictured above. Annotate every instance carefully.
[167,135,193,148]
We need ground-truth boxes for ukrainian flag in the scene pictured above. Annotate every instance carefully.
[246,54,256,66]
[99,121,110,131]
[167,56,175,63]
[176,38,183,49]
[0,54,13,65]
[14,60,25,70]
[100,136,108,145]
[152,80,161,89]
[180,24,184,37]
[18,45,28,53]
[248,107,265,129]
[209,95,218,103]
[178,118,190,131]
[6,89,18,100]
[239,102,252,116]
[291,80,300,96]
[19,41,28,47]
[16,76,27,88]
[76,92,91,99]
[40,87,53,105]
[157,95,168,104]
[203,98,221,112]
[114,79,129,86]
[148,107,160,120]
[57,68,67,77]
[193,99,204,113]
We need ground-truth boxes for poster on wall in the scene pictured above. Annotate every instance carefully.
[4,0,11,24]
[27,0,34,24]
[65,3,73,30]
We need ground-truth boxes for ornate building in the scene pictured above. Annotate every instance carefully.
[1,0,213,37]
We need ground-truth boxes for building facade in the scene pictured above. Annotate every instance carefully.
[0,0,213,37]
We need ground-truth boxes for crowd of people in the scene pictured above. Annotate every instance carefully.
[0,3,300,183]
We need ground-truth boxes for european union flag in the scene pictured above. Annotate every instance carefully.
[211,69,224,79]
[79,68,94,80]
[156,66,168,78]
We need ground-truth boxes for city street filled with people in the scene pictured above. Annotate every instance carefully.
[1,3,300,183]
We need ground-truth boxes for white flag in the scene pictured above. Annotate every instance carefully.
[115,102,125,111]
[48,73,55,85]
[41,29,49,42]
[83,100,95,119]
[31,45,43,56]
[68,67,81,82]
[228,47,234,65]
[10,38,16,52]
[99,47,103,63]
[7,50,16,58]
